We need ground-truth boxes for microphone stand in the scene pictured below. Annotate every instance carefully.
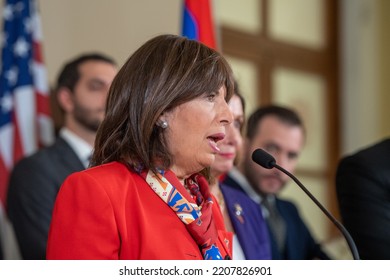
[273,163,360,260]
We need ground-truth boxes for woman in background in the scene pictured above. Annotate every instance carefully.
[46,34,234,260]
[209,84,271,260]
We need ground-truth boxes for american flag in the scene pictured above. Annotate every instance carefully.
[0,0,53,206]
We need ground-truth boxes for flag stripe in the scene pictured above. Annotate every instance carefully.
[33,41,43,62]
[36,91,50,115]
[0,157,8,204]
[0,124,13,169]
[14,86,37,155]
[12,110,23,166]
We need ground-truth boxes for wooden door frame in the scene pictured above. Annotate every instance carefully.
[220,0,340,237]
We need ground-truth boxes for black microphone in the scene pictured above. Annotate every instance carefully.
[252,148,360,260]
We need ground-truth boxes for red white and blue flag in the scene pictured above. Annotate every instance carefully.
[0,0,53,206]
[181,0,217,49]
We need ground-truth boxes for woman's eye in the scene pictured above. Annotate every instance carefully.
[234,119,242,130]
[207,92,217,101]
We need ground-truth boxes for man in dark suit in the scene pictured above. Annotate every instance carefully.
[6,53,117,259]
[336,139,390,260]
[224,105,329,259]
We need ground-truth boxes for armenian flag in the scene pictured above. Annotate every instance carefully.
[181,0,217,49]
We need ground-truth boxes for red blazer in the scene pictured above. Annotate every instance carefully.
[46,162,231,260]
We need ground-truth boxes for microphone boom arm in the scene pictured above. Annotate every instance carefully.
[273,163,360,260]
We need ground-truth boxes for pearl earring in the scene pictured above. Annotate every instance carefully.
[160,120,168,129]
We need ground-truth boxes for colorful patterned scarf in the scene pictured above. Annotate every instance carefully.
[138,168,225,260]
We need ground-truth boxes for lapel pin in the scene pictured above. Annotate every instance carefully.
[234,203,244,224]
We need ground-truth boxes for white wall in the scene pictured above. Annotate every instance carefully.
[340,0,389,156]
[37,0,182,84]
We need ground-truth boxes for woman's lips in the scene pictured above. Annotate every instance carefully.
[207,133,225,153]
[208,139,221,152]
[218,152,235,159]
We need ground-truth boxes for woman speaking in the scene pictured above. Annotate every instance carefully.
[46,34,234,260]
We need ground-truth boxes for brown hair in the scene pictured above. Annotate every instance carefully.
[233,80,246,133]
[91,34,235,172]
[56,53,116,93]
[246,105,305,140]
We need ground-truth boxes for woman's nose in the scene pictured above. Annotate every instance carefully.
[220,101,233,126]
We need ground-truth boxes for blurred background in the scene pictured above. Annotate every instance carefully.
[1,0,389,259]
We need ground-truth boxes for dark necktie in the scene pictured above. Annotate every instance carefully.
[262,198,286,253]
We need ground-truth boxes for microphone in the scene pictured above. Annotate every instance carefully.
[252,148,360,260]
